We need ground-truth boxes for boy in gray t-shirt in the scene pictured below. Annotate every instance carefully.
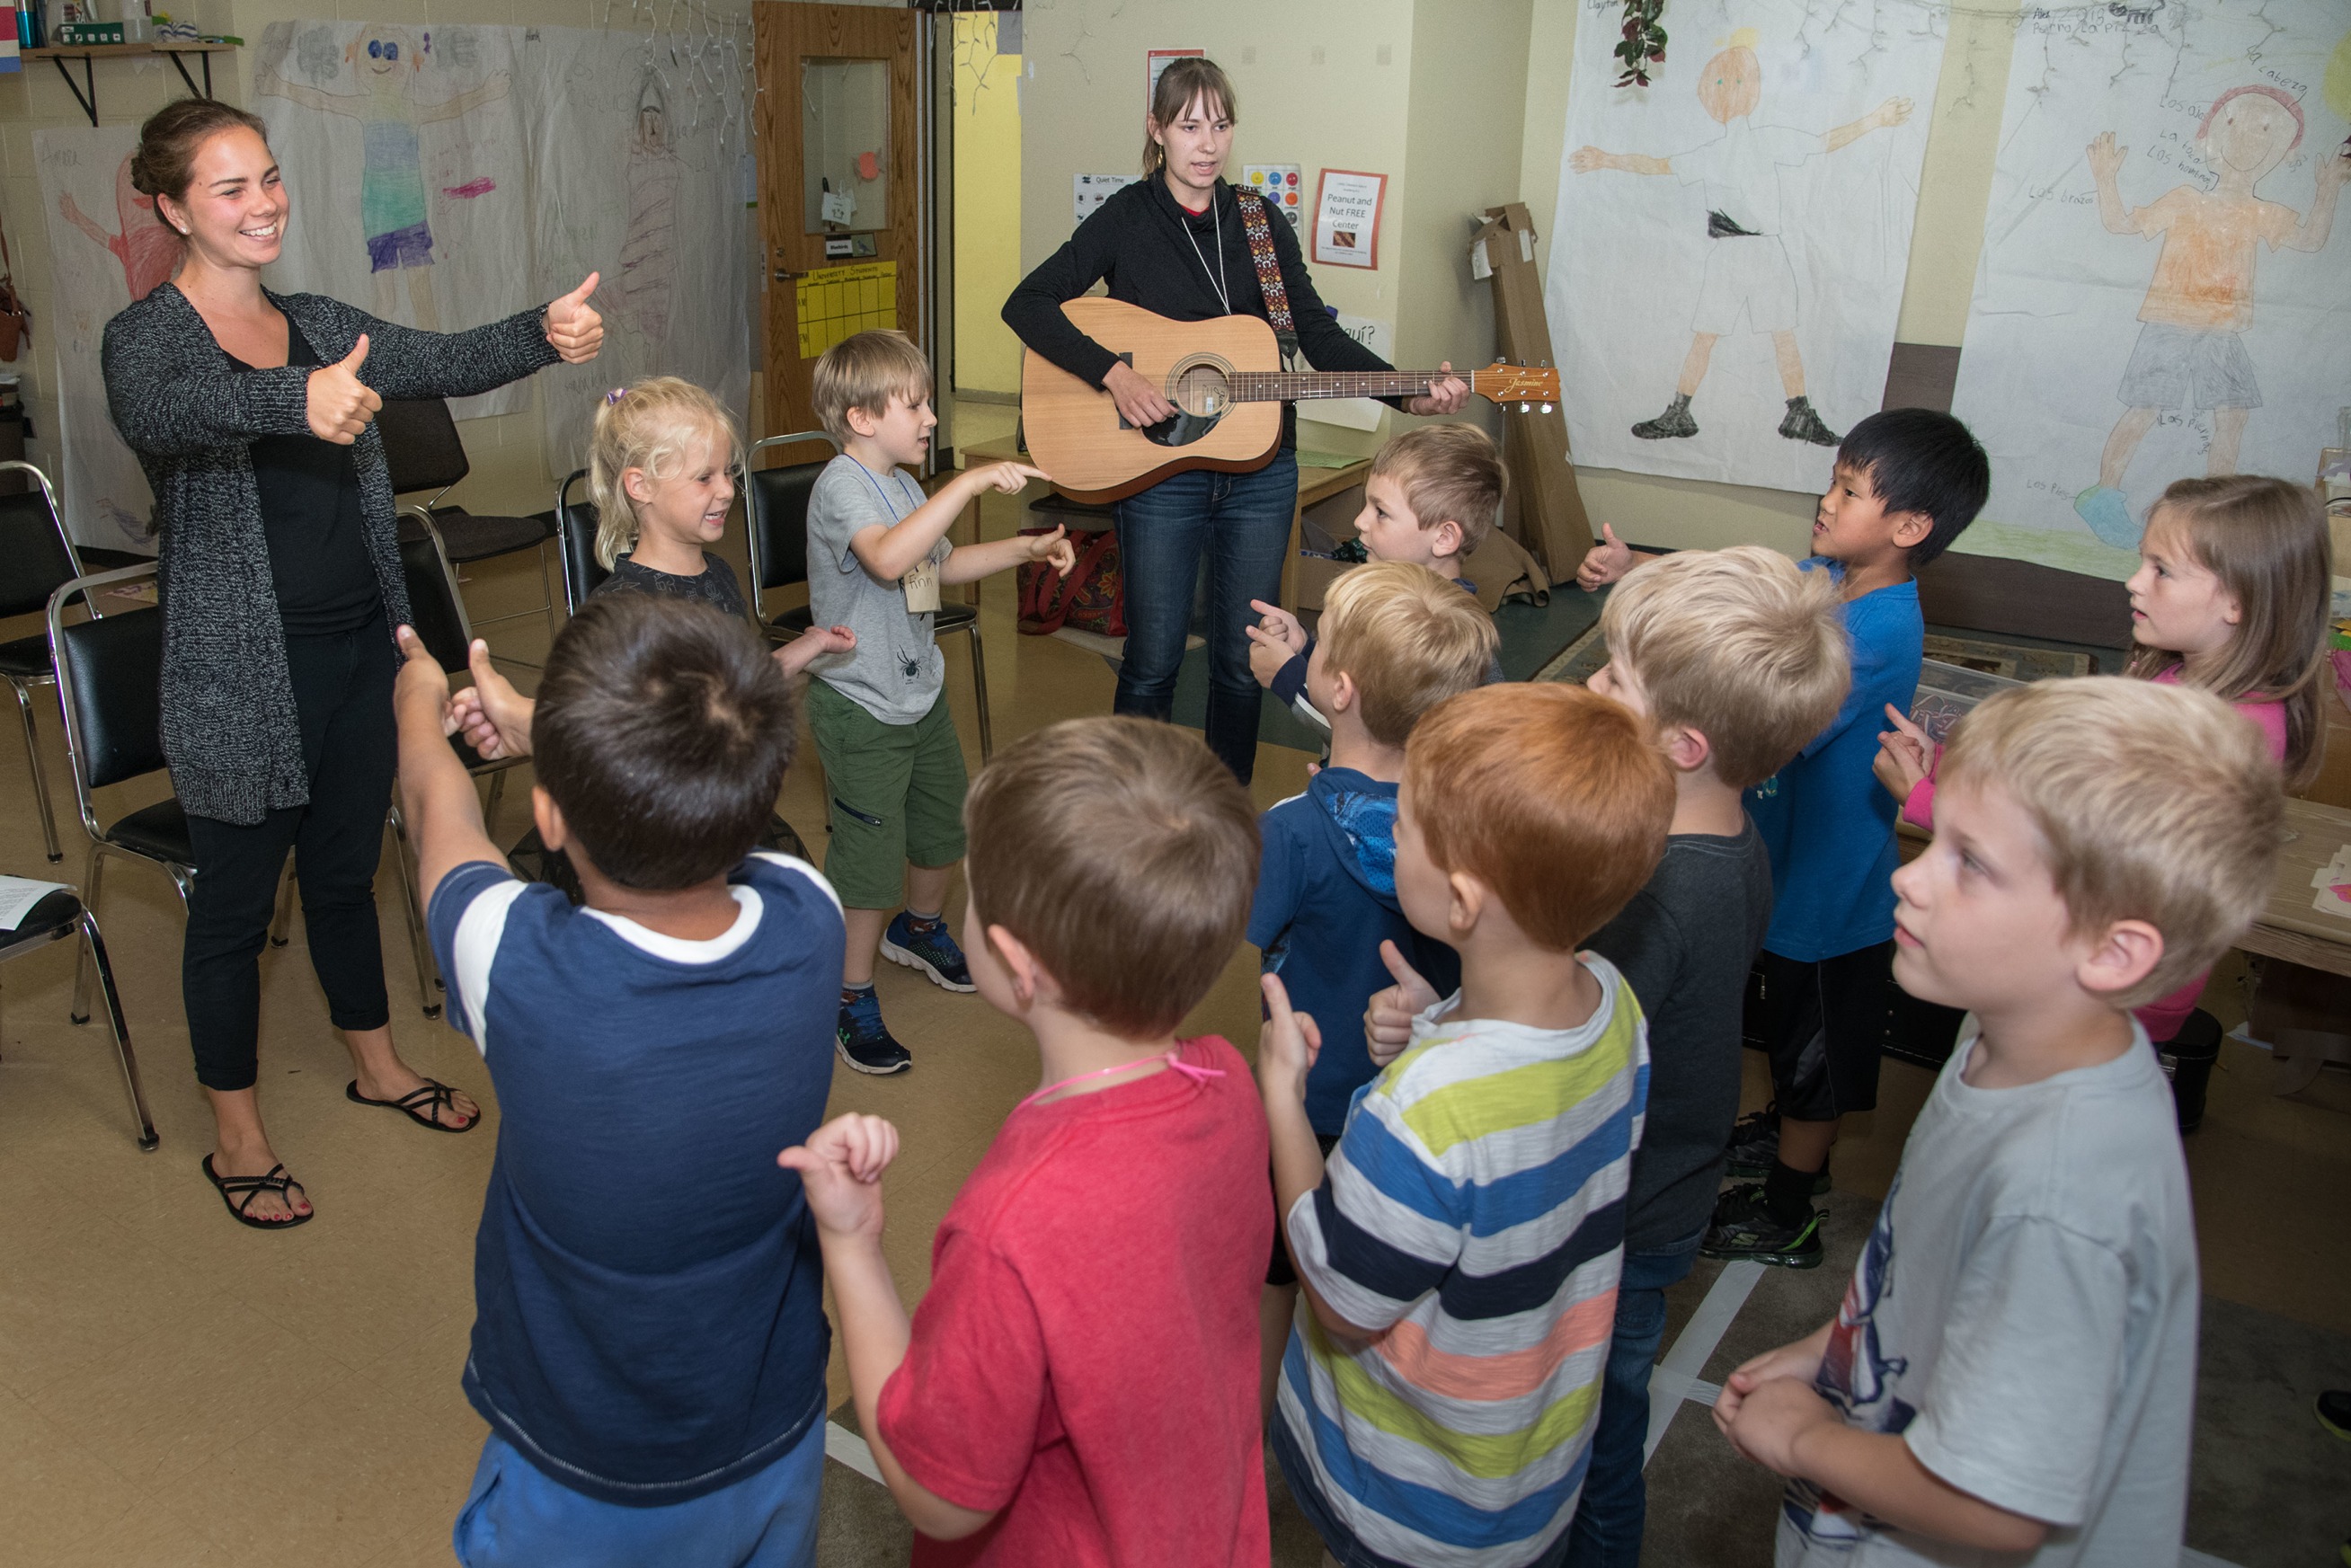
[1713,678,2280,1567]
[803,330,1072,1074]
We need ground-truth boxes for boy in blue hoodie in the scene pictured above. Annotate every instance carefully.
[1246,560,1500,1411]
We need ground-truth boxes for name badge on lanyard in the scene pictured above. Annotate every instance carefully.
[901,554,941,614]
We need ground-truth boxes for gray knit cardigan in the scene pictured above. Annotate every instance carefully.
[102,284,559,826]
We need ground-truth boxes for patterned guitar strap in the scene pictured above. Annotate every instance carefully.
[1235,188,1299,369]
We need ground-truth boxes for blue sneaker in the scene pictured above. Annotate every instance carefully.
[837,989,911,1075]
[2073,485,2141,550]
[880,912,976,993]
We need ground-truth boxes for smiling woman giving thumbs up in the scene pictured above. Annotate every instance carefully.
[99,96,605,1230]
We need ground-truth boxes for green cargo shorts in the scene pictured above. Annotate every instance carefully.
[806,680,969,909]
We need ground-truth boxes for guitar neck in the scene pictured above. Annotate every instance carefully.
[1227,370,1478,403]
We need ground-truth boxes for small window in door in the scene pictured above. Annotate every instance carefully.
[802,58,890,235]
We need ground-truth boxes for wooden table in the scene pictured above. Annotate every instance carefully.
[2239,797,2351,1094]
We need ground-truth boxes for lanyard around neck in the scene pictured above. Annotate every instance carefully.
[1179,190,1232,315]
[1015,1049,1224,1115]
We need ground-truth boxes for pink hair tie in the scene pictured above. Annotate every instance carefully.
[604,387,627,406]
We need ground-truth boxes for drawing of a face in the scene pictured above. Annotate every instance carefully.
[1697,47,1761,124]
[350,25,422,89]
[636,82,669,151]
[2198,90,2301,181]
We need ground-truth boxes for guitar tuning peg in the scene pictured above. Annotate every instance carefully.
[1539,403,1553,414]
[1518,402,1530,414]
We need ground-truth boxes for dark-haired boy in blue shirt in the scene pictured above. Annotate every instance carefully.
[394,596,843,1568]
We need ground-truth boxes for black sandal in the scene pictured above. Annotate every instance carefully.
[346,1077,478,1133]
[201,1154,313,1230]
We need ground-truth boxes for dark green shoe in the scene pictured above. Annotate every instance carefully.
[1701,1183,1823,1269]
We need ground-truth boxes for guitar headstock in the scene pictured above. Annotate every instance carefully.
[1470,360,1562,413]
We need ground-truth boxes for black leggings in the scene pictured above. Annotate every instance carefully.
[182,616,395,1092]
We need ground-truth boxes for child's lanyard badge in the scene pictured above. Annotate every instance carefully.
[1015,1051,1224,1115]
[861,463,940,614]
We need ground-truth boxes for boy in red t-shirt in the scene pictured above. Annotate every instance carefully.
[781,716,1273,1567]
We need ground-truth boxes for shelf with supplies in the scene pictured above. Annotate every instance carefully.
[22,40,239,126]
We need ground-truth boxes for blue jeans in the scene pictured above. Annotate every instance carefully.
[1113,449,1299,783]
[1559,1232,1704,1568]
[453,1414,824,1568]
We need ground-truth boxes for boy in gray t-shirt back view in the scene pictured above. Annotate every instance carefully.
[1713,678,2280,1567]
[803,330,1072,1076]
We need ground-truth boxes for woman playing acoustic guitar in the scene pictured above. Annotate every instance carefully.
[1003,58,1467,784]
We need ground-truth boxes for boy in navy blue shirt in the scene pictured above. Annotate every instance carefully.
[394,596,844,1567]
[1245,560,1497,1411]
[1708,409,1988,1268]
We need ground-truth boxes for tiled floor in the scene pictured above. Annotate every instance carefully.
[3,440,2347,1564]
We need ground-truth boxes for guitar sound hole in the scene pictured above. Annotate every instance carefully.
[1171,363,1231,418]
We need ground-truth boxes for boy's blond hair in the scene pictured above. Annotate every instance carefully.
[1938,678,2283,1007]
[1370,424,1506,554]
[964,716,1259,1039]
[588,376,745,570]
[812,329,932,445]
[1318,562,1499,748]
[1601,546,1850,790]
[1405,685,1673,952]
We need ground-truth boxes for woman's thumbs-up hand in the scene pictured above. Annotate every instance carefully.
[306,334,381,445]
[545,273,605,364]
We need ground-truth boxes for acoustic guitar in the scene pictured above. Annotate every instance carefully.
[1019,298,1563,503]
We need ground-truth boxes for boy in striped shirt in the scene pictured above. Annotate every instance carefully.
[1256,683,1675,1568]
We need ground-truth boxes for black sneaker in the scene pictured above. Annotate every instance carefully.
[880,912,977,993]
[2318,1389,2351,1441]
[1701,1183,1823,1269]
[1632,394,1699,440]
[1777,395,1840,446]
[837,990,912,1076]
[1723,1109,1779,1178]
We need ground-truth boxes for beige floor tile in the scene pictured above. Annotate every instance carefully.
[0,1385,146,1561]
[22,1291,352,1493]
[41,1493,237,1568]
[149,1369,484,1568]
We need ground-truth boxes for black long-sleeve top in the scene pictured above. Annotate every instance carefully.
[1002,175,1398,450]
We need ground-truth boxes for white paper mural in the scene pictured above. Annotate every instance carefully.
[33,124,158,552]
[520,24,753,479]
[1546,0,1945,494]
[253,18,536,420]
[1948,4,2349,579]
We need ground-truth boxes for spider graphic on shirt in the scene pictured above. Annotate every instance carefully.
[899,653,927,682]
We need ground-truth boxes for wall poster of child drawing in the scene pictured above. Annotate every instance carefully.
[1949,3,2349,580]
[252,19,536,420]
[1546,0,1945,493]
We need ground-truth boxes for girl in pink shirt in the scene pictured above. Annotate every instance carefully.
[1876,474,2331,1055]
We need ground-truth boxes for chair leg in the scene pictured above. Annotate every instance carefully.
[13,678,62,864]
[76,910,158,1151]
[537,537,561,653]
[269,856,295,947]
[386,808,443,1019]
[962,619,993,762]
[70,842,104,1025]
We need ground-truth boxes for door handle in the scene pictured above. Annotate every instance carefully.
[772,269,800,283]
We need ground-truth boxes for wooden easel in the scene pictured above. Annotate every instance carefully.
[1471,203,1592,582]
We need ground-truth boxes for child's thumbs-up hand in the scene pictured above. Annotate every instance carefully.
[1363,941,1438,1067]
[779,1113,900,1241]
[306,334,380,444]
[545,273,605,363]
[1576,523,1632,591]
[1256,973,1321,1108]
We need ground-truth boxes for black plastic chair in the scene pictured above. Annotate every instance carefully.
[0,462,84,863]
[553,468,609,614]
[0,886,155,1149]
[48,564,438,1023]
[377,398,559,663]
[743,432,993,759]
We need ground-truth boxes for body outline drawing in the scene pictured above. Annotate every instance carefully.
[58,153,178,304]
[256,22,513,331]
[2073,84,2347,548]
[1571,29,1910,448]
[614,71,686,345]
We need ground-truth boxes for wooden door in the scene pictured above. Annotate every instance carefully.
[755,2,920,442]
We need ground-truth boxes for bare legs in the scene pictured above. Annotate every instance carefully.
[1675,332,1719,398]
[1771,329,1806,398]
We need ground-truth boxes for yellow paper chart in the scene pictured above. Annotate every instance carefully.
[795,262,899,359]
